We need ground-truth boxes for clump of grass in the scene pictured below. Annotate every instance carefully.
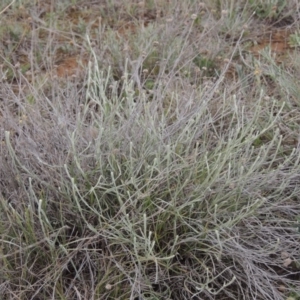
[1,49,300,299]
[1,0,300,299]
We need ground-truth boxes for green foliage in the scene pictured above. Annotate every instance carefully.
[249,0,286,19]
[289,31,300,48]
[193,55,216,77]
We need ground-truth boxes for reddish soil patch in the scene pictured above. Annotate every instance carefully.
[51,6,160,78]
[222,28,298,82]
[249,28,295,59]
[54,55,88,78]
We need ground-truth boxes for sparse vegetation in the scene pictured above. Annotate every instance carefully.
[1,0,300,299]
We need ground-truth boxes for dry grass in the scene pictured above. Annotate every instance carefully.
[1,0,300,299]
